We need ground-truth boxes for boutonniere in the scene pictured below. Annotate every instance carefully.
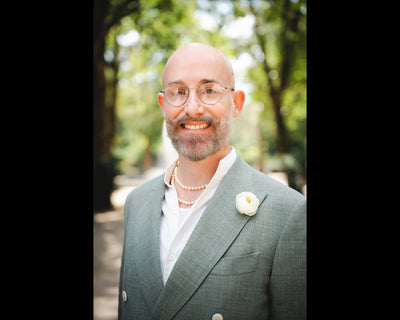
[235,192,260,216]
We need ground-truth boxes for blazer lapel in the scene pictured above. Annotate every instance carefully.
[132,175,165,313]
[152,155,268,320]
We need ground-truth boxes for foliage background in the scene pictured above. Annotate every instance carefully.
[94,0,306,211]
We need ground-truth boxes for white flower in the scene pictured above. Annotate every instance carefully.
[235,192,260,216]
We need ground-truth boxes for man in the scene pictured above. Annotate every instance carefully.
[118,43,306,320]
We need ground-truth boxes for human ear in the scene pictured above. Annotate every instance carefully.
[232,90,245,117]
[158,92,166,118]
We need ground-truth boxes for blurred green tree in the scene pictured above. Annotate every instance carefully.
[94,0,199,210]
[94,0,307,211]
[94,0,141,211]
[112,0,199,173]
[249,0,306,189]
[196,0,306,190]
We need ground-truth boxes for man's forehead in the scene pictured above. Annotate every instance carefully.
[162,44,234,87]
[168,43,224,60]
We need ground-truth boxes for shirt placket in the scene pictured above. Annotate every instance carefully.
[163,190,181,280]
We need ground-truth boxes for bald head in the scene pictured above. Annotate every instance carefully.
[162,43,235,89]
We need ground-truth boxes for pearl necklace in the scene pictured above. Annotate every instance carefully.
[172,161,208,206]
[173,162,208,191]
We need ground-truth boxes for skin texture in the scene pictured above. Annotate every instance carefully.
[157,43,245,207]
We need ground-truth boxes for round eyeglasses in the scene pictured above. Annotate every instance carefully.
[160,82,235,107]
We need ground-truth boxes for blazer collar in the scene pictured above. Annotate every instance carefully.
[152,154,268,319]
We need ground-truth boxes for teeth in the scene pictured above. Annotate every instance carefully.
[184,123,209,130]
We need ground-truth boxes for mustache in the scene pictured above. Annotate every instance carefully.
[172,113,220,127]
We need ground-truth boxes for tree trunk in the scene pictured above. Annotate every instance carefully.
[251,0,303,190]
[93,0,140,211]
[93,0,114,211]
[143,137,153,172]
[257,116,265,172]
[270,90,291,154]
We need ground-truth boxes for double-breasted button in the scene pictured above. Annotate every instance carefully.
[168,254,176,261]
[212,313,223,320]
[122,290,128,302]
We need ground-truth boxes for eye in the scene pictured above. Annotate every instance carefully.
[205,88,215,94]
[168,85,187,97]
[200,84,219,95]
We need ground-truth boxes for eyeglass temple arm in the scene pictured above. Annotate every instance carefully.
[160,88,234,93]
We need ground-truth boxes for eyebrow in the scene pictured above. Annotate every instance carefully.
[166,80,185,86]
[199,78,219,84]
[166,78,220,86]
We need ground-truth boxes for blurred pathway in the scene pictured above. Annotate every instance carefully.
[94,209,124,320]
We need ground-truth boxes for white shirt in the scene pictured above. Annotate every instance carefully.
[160,147,237,285]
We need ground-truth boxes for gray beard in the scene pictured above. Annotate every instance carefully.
[165,114,231,162]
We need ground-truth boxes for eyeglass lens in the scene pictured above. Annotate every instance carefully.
[164,83,226,106]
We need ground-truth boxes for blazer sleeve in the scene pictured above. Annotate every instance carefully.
[269,197,307,320]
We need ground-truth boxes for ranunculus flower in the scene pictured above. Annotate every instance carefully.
[235,192,260,216]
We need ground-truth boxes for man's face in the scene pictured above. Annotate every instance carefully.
[158,45,243,162]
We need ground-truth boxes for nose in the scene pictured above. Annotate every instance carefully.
[184,88,204,118]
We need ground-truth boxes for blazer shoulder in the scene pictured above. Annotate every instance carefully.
[123,174,164,214]
[244,161,305,202]
[231,154,305,205]
[243,164,306,232]
[244,166,306,213]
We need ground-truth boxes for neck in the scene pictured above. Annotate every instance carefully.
[177,145,232,186]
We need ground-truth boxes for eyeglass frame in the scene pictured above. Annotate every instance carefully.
[159,81,235,107]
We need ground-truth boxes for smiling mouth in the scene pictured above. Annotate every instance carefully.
[181,122,211,130]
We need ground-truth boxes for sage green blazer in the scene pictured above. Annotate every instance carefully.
[118,154,306,320]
